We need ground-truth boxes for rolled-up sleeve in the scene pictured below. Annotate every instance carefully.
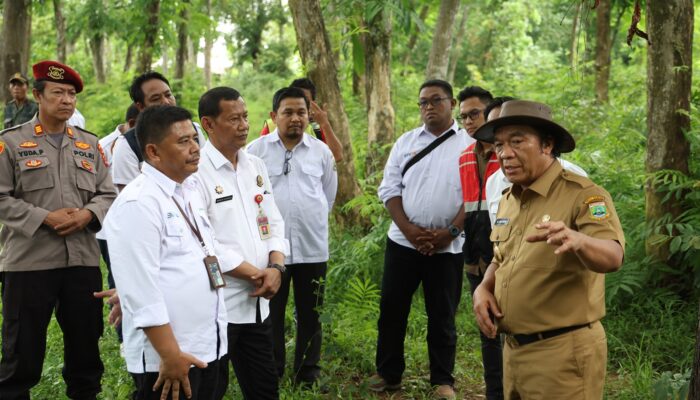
[106,199,170,329]
[377,139,403,204]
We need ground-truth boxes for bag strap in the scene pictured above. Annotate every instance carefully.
[401,129,455,177]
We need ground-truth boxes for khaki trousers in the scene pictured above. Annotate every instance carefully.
[503,321,607,400]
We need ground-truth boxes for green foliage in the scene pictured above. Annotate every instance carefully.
[652,370,690,400]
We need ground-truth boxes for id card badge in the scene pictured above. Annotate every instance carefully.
[203,255,226,289]
[257,212,271,240]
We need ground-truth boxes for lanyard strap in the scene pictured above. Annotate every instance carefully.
[171,197,208,254]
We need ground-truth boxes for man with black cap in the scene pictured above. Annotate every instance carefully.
[0,60,116,399]
[471,100,624,399]
[4,72,38,129]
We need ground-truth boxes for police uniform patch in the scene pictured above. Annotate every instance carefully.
[0,141,5,155]
[66,127,74,138]
[75,141,91,150]
[34,124,44,136]
[19,141,38,148]
[97,143,108,167]
[47,66,65,80]
[81,160,93,172]
[25,159,42,168]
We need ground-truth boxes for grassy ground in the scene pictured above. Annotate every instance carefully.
[6,267,694,399]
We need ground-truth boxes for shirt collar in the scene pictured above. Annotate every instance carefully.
[512,159,563,198]
[419,119,460,139]
[269,128,309,151]
[202,140,248,170]
[142,162,191,197]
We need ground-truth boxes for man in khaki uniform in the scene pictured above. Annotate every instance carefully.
[4,72,38,129]
[471,100,624,399]
[0,61,116,399]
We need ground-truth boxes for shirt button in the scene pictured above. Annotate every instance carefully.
[502,282,507,288]
[511,256,516,261]
[516,229,522,235]
[521,204,528,210]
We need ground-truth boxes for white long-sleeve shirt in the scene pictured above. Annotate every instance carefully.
[246,130,337,264]
[378,121,474,254]
[104,163,229,373]
[194,142,288,324]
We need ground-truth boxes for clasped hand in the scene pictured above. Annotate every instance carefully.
[44,207,93,236]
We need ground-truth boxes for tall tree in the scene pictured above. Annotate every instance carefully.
[87,0,107,84]
[401,3,429,75]
[446,3,468,84]
[53,0,66,62]
[288,0,361,211]
[569,0,583,69]
[364,4,395,176]
[138,0,161,73]
[425,0,459,80]
[594,0,612,103]
[175,0,190,81]
[644,0,692,262]
[203,0,213,89]
[0,0,32,104]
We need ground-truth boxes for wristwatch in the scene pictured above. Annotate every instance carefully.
[448,224,461,238]
[267,263,286,273]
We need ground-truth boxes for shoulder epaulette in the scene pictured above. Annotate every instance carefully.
[561,170,594,188]
[0,124,22,137]
[73,126,98,137]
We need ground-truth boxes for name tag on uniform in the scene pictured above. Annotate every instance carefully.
[257,213,271,240]
[495,218,510,226]
[204,255,226,289]
[215,195,233,203]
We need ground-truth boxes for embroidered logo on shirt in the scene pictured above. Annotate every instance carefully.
[0,141,5,155]
[97,143,108,167]
[215,185,224,194]
[33,125,44,136]
[585,196,609,220]
[81,160,93,172]
[19,141,38,148]
[25,159,42,168]
[75,141,91,150]
[66,127,74,138]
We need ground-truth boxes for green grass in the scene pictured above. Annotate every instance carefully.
[3,250,693,399]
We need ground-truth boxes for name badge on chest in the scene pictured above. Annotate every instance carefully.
[254,194,271,240]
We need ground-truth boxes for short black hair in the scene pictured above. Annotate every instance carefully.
[457,86,493,105]
[419,79,453,99]
[136,105,192,159]
[125,103,140,122]
[484,96,516,120]
[272,87,309,112]
[129,71,170,104]
[198,87,242,120]
[33,80,47,93]
[290,78,316,100]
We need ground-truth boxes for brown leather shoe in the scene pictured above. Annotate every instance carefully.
[367,373,401,392]
[434,384,456,400]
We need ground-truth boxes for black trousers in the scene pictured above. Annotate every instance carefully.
[467,272,504,400]
[269,262,326,383]
[376,239,463,386]
[0,267,104,400]
[131,356,228,400]
[228,318,279,400]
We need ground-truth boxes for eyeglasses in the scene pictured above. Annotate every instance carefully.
[459,108,483,122]
[283,150,293,175]
[417,97,451,109]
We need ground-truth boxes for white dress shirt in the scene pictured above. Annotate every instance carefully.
[104,163,230,373]
[378,121,475,254]
[112,122,207,186]
[98,125,122,167]
[194,142,288,324]
[246,130,337,264]
[485,158,588,226]
[67,108,85,129]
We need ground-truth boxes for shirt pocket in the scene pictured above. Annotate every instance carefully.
[300,163,323,197]
[164,217,188,254]
[74,157,96,193]
[18,156,54,192]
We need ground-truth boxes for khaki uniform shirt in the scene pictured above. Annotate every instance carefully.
[0,117,117,271]
[490,161,625,334]
[4,99,38,129]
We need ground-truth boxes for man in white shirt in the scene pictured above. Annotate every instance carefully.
[370,79,474,400]
[111,72,205,192]
[247,87,338,387]
[105,105,236,400]
[195,87,287,399]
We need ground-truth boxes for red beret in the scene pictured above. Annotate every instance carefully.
[32,60,83,93]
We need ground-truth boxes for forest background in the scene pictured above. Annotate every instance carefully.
[0,0,699,398]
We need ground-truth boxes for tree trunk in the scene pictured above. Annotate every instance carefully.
[0,0,31,104]
[288,0,361,216]
[53,0,66,62]
[175,0,189,81]
[137,0,160,73]
[203,0,213,89]
[570,0,583,70]
[447,3,468,85]
[425,0,459,80]
[124,43,133,72]
[89,34,106,84]
[644,0,692,262]
[364,5,395,178]
[401,4,429,76]
[594,0,611,103]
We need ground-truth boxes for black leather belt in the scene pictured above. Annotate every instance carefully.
[509,323,590,346]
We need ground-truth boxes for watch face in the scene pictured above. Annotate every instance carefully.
[449,226,460,237]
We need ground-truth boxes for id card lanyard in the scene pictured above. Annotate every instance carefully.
[172,198,226,289]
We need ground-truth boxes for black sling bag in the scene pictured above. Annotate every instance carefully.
[401,129,455,177]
